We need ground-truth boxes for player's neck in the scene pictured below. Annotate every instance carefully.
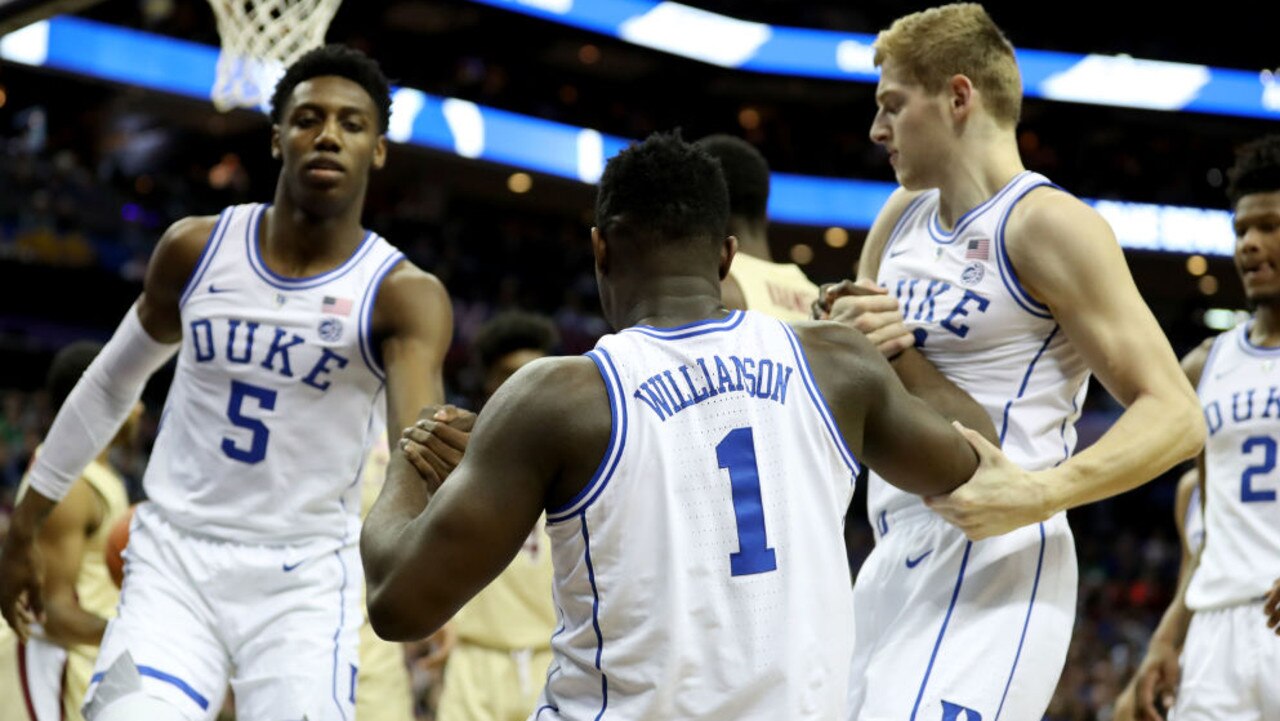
[1252,305,1280,345]
[611,275,728,330]
[261,197,367,272]
[934,137,1024,231]
[729,220,771,261]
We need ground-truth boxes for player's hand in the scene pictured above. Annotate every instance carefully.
[0,532,45,642]
[819,279,914,359]
[1134,638,1180,720]
[421,622,456,672]
[1112,679,1138,721]
[925,422,1052,540]
[400,404,475,486]
[1265,576,1280,636]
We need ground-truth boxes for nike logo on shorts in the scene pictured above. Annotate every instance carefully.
[905,550,933,568]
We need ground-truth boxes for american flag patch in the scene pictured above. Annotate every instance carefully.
[965,237,990,260]
[322,296,353,316]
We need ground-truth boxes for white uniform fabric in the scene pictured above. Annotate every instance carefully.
[85,203,402,718]
[1187,322,1280,611]
[1185,484,1205,556]
[1174,321,1280,721]
[535,310,858,720]
[850,172,1090,721]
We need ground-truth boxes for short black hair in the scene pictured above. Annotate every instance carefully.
[473,312,560,371]
[694,134,770,222]
[1227,135,1280,207]
[595,130,729,249]
[47,341,102,412]
[270,44,393,133]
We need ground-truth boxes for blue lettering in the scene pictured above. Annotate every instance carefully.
[940,290,991,338]
[731,356,748,393]
[633,383,670,420]
[226,320,259,364]
[940,700,983,721]
[1232,389,1256,422]
[741,358,757,397]
[1264,387,1280,419]
[917,280,951,322]
[662,370,692,409]
[1204,401,1223,436]
[904,278,920,320]
[302,348,349,391]
[771,365,793,403]
[755,360,774,399]
[714,356,737,395]
[190,319,215,362]
[260,328,305,377]
[695,358,720,398]
[651,373,681,409]
[679,366,711,403]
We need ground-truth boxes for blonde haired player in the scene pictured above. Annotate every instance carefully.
[1133,135,1280,721]
[0,343,137,721]
[818,4,1203,719]
[695,134,819,322]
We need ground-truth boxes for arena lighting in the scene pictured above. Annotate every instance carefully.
[0,16,1237,255]
[466,0,1280,120]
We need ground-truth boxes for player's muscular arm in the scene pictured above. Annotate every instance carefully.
[34,480,110,648]
[365,358,609,641]
[362,264,452,592]
[1010,191,1204,510]
[796,322,978,495]
[0,217,205,639]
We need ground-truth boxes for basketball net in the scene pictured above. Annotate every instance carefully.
[207,0,343,112]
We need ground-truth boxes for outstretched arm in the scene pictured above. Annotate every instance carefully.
[363,357,607,641]
[0,215,210,640]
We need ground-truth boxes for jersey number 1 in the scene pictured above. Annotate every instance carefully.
[223,380,276,464]
[716,427,778,576]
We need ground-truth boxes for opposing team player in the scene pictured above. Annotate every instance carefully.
[0,45,452,720]
[361,132,990,719]
[0,343,137,721]
[695,134,819,321]
[1134,134,1280,720]
[817,5,1203,719]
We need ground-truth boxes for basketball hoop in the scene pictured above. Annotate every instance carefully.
[206,0,343,112]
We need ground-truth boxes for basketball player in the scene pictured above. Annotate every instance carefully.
[695,134,819,321]
[361,131,991,718]
[433,311,559,721]
[0,343,137,721]
[815,5,1204,719]
[1111,467,1202,721]
[1133,134,1280,720]
[0,45,452,720]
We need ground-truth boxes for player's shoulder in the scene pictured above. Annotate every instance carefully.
[379,258,448,304]
[788,321,884,384]
[486,356,607,429]
[1181,334,1222,387]
[1005,185,1105,240]
[154,214,221,263]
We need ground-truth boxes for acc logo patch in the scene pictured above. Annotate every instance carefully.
[961,261,985,286]
[318,317,343,342]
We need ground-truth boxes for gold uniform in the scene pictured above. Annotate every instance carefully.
[0,459,128,721]
[726,252,820,322]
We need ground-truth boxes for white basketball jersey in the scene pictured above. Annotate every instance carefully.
[870,172,1092,526]
[1187,322,1280,610]
[145,203,402,546]
[536,311,857,720]
[1185,483,1205,556]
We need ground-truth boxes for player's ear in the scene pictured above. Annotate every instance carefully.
[372,135,388,170]
[271,125,283,161]
[591,226,609,274]
[949,73,975,121]
[719,235,738,281]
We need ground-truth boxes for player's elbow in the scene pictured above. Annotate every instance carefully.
[1167,391,1207,461]
[366,584,438,642]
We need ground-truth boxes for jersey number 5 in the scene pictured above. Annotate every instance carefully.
[716,427,778,576]
[223,380,277,464]
[1241,435,1278,503]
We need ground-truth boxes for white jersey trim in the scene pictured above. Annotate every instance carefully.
[242,204,382,291]
[777,322,860,477]
[177,208,233,309]
[926,170,1034,244]
[1197,331,1230,395]
[1235,320,1280,358]
[880,192,933,262]
[992,182,1056,319]
[997,324,1062,443]
[356,249,405,383]
[546,348,628,524]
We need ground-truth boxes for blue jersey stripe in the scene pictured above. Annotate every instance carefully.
[580,514,609,720]
[878,192,932,264]
[909,541,972,721]
[926,171,1033,244]
[999,325,1061,444]
[779,322,860,476]
[243,203,382,290]
[994,522,1047,721]
[1235,320,1280,357]
[330,549,351,721]
[356,249,405,383]
[993,183,1055,319]
[178,206,233,308]
[622,310,745,340]
[547,348,628,522]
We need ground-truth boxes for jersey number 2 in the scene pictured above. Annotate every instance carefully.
[1241,435,1278,503]
[223,380,276,464]
[716,427,778,576]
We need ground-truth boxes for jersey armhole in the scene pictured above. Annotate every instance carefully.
[177,207,234,309]
[547,348,628,523]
